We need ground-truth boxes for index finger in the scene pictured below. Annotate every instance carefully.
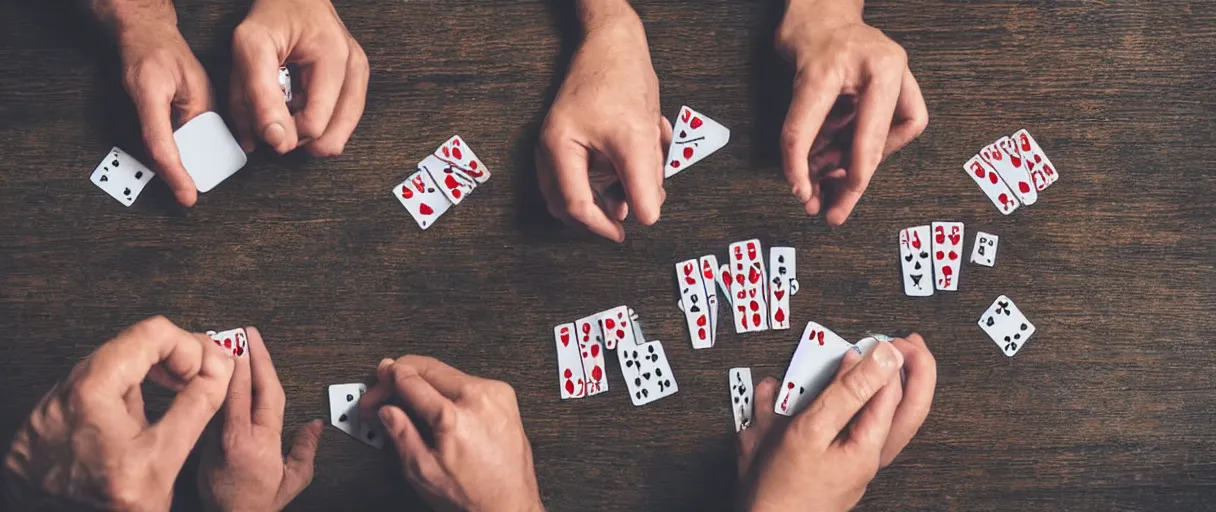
[880,334,936,467]
[827,69,902,226]
[605,129,665,225]
[131,89,198,206]
[782,71,844,207]
[796,342,904,445]
[233,35,298,154]
[246,327,286,430]
[359,355,469,418]
[87,316,212,392]
[537,137,625,242]
[367,362,455,429]
[293,53,346,141]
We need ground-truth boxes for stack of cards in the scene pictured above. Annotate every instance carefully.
[674,241,799,348]
[392,136,491,230]
[898,222,965,296]
[773,322,897,417]
[664,106,729,178]
[554,306,679,406]
[964,129,1059,215]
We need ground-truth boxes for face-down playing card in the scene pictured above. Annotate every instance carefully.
[173,112,248,193]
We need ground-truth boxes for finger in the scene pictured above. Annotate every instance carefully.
[798,342,904,446]
[364,361,455,428]
[736,377,782,480]
[844,365,902,456]
[131,85,198,206]
[379,405,442,483]
[88,317,207,392]
[142,331,235,475]
[232,33,298,154]
[293,48,348,143]
[122,386,148,426]
[306,43,368,157]
[828,68,902,226]
[782,71,844,206]
[882,70,929,159]
[222,339,253,428]
[834,347,863,381]
[604,131,665,225]
[880,334,936,467]
[278,419,323,505]
[539,137,625,242]
[246,327,286,430]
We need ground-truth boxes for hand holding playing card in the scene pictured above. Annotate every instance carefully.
[739,342,906,511]
[536,4,670,242]
[92,1,213,206]
[230,0,368,156]
[3,317,235,510]
[775,1,928,225]
[358,356,544,512]
[198,327,323,512]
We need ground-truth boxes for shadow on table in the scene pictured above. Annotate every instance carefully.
[641,432,739,511]
[748,0,795,170]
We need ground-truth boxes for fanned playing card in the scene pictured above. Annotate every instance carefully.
[768,247,799,330]
[173,112,248,193]
[729,368,753,432]
[327,383,386,449]
[1010,129,1059,192]
[675,259,713,349]
[970,231,998,267]
[964,155,1020,215]
[981,137,1037,206]
[278,66,292,102]
[206,328,248,357]
[979,295,1036,357]
[774,321,854,417]
[617,340,678,406]
[899,226,933,297]
[664,106,729,178]
[393,169,453,230]
[931,222,964,291]
[90,147,154,207]
[434,135,490,184]
[419,154,477,206]
[598,305,636,350]
[728,239,769,333]
[715,263,734,309]
[573,314,608,396]
[553,323,587,399]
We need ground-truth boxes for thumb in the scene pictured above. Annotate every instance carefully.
[144,346,235,476]
[277,419,323,507]
[379,405,440,480]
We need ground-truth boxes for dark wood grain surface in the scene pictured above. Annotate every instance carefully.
[2,0,1215,510]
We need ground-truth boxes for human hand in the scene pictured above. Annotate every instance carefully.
[359,356,544,512]
[198,327,322,512]
[738,338,934,511]
[94,0,214,206]
[230,0,369,156]
[536,1,670,242]
[776,0,928,225]
[3,317,235,511]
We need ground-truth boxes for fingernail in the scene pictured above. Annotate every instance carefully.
[378,407,394,427]
[263,123,286,150]
[240,138,255,153]
[377,358,394,371]
[875,343,903,368]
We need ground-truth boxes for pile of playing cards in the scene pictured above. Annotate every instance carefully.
[554,306,679,406]
[964,129,1059,215]
[664,106,729,178]
[392,136,490,230]
[675,241,799,349]
[772,323,894,418]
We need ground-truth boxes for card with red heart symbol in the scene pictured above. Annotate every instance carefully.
[392,168,452,230]
[676,259,713,349]
[1011,129,1058,192]
[553,323,587,399]
[419,154,477,206]
[664,106,730,178]
[206,328,248,357]
[984,136,1038,206]
[964,155,1020,215]
[768,247,798,330]
[728,239,769,333]
[931,221,965,291]
[698,255,721,344]
[434,135,490,185]
[573,313,609,396]
[774,321,853,417]
[899,225,934,297]
[598,305,637,351]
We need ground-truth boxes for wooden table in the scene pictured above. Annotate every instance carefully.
[2,0,1214,510]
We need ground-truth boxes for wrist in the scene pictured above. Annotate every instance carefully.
[576,0,643,36]
[784,0,863,26]
[89,0,178,40]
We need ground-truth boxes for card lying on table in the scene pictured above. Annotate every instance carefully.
[676,259,713,349]
[327,383,386,449]
[768,247,798,330]
[970,231,999,267]
[618,340,678,406]
[573,313,609,396]
[979,295,1036,357]
[174,112,247,193]
[931,222,964,291]
[728,239,769,333]
[554,323,587,399]
[90,147,154,207]
[393,169,452,230]
[899,225,933,297]
[729,367,753,432]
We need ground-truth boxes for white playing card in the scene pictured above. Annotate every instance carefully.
[854,334,893,357]
[676,259,713,349]
[393,169,453,230]
[729,368,753,432]
[434,135,490,185]
[573,313,609,396]
[627,308,646,345]
[90,147,154,207]
[963,155,1020,215]
[278,66,292,102]
[715,263,734,308]
[774,321,854,417]
[1010,129,1059,192]
[698,255,720,344]
[327,383,385,449]
[970,231,999,267]
[981,137,1037,205]
[931,222,964,291]
[664,106,730,178]
[420,154,477,206]
[979,295,1036,357]
[173,112,248,193]
[728,239,769,333]
[207,328,248,357]
[553,323,587,399]
[598,305,636,351]
[768,247,798,330]
[899,225,933,297]
[617,340,678,406]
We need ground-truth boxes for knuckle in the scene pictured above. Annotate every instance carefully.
[101,465,144,509]
[307,139,345,158]
[842,372,875,406]
[433,403,459,432]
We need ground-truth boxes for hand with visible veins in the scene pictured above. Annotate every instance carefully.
[776,0,929,225]
[3,316,235,511]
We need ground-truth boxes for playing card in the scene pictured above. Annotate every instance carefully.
[728,239,769,333]
[173,112,248,193]
[278,66,292,102]
[327,383,385,449]
[698,255,720,343]
[979,295,1036,357]
[676,259,713,349]
[392,169,453,230]
[899,225,933,297]
[617,340,678,406]
[1011,129,1059,192]
[598,305,636,350]
[970,231,999,267]
[207,328,248,357]
[90,147,154,207]
[573,314,608,396]
[964,155,1020,215]
[627,307,646,344]
[729,368,754,432]
[981,137,1037,205]
[715,263,734,308]
[434,136,490,184]
[419,154,477,206]
[768,247,799,330]
[774,321,853,417]
[664,106,730,178]
[931,222,964,291]
[553,323,587,399]
[854,334,893,357]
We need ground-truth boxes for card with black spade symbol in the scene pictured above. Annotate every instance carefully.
[328,383,385,449]
[729,368,753,432]
[90,147,153,207]
[617,340,678,406]
[978,295,1036,357]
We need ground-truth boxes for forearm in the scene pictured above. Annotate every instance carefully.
[87,0,177,37]
[576,0,642,35]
